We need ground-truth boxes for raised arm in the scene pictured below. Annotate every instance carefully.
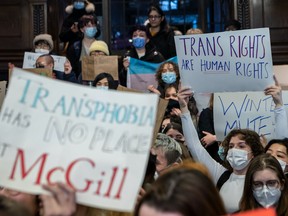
[178,87,226,183]
[264,75,288,138]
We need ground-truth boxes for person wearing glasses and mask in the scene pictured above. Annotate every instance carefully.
[239,154,288,216]
[146,4,176,60]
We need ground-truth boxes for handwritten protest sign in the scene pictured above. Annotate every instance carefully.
[23,52,66,72]
[175,28,274,93]
[214,91,288,141]
[9,68,53,79]
[0,68,158,212]
[0,81,6,109]
[82,56,119,81]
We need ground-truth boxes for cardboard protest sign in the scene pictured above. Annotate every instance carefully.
[127,57,178,92]
[175,28,274,93]
[0,68,158,212]
[214,91,288,141]
[9,68,53,79]
[0,81,6,109]
[23,52,66,72]
[82,56,119,81]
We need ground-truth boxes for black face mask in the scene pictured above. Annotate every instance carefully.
[165,99,180,115]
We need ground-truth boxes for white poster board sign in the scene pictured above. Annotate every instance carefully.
[0,68,158,212]
[214,91,288,141]
[175,28,274,93]
[23,52,66,72]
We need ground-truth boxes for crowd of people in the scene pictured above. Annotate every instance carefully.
[2,0,288,216]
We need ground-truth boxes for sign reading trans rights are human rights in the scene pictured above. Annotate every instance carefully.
[174,28,274,93]
[0,68,158,212]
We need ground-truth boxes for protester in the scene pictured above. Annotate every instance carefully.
[198,93,222,163]
[92,72,118,90]
[59,0,100,48]
[66,14,99,78]
[178,86,264,213]
[0,195,32,216]
[265,138,288,176]
[224,19,241,31]
[33,34,54,54]
[146,4,176,60]
[239,154,288,215]
[135,162,227,216]
[120,25,165,86]
[35,54,76,82]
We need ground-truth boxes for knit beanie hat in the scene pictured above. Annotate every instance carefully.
[89,40,109,55]
[33,34,54,51]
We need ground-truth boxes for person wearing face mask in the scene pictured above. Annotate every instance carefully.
[92,72,118,90]
[120,25,164,86]
[59,0,100,51]
[148,61,179,98]
[178,86,264,213]
[265,139,288,177]
[66,14,100,78]
[239,154,288,216]
[33,34,54,54]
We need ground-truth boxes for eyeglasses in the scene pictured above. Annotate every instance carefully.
[148,15,161,20]
[252,180,280,191]
[35,62,46,68]
[0,187,21,196]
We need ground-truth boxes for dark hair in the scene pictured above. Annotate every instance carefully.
[0,195,33,216]
[92,72,117,89]
[130,25,150,38]
[240,154,288,215]
[221,129,264,171]
[163,122,183,136]
[147,4,169,32]
[155,61,180,87]
[135,166,226,216]
[78,14,101,38]
[265,138,288,154]
[224,19,241,31]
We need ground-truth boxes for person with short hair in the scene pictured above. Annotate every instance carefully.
[120,25,165,86]
[186,28,203,35]
[239,154,288,215]
[92,72,118,90]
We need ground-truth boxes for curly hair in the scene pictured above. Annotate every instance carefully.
[155,61,180,86]
[221,129,264,170]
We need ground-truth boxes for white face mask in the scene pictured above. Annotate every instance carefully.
[96,86,109,90]
[277,159,287,172]
[253,185,281,208]
[226,148,251,170]
[35,49,49,54]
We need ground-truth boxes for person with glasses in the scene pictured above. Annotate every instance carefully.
[239,154,288,215]
[146,4,176,60]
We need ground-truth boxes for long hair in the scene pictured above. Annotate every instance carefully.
[135,165,226,216]
[240,154,288,216]
[146,4,169,33]
[155,61,180,87]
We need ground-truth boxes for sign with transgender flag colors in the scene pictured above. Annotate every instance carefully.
[127,57,178,92]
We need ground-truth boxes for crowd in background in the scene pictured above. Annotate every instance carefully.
[2,0,288,216]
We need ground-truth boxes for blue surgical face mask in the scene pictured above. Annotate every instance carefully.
[96,86,109,90]
[85,27,97,38]
[132,37,146,49]
[74,1,85,10]
[161,72,177,84]
[218,146,225,161]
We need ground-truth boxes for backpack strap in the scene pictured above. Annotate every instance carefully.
[216,170,232,190]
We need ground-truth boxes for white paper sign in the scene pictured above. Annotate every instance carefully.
[0,68,158,212]
[214,91,288,141]
[175,28,274,93]
[23,52,66,72]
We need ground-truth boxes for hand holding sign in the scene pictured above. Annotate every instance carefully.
[264,75,283,108]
